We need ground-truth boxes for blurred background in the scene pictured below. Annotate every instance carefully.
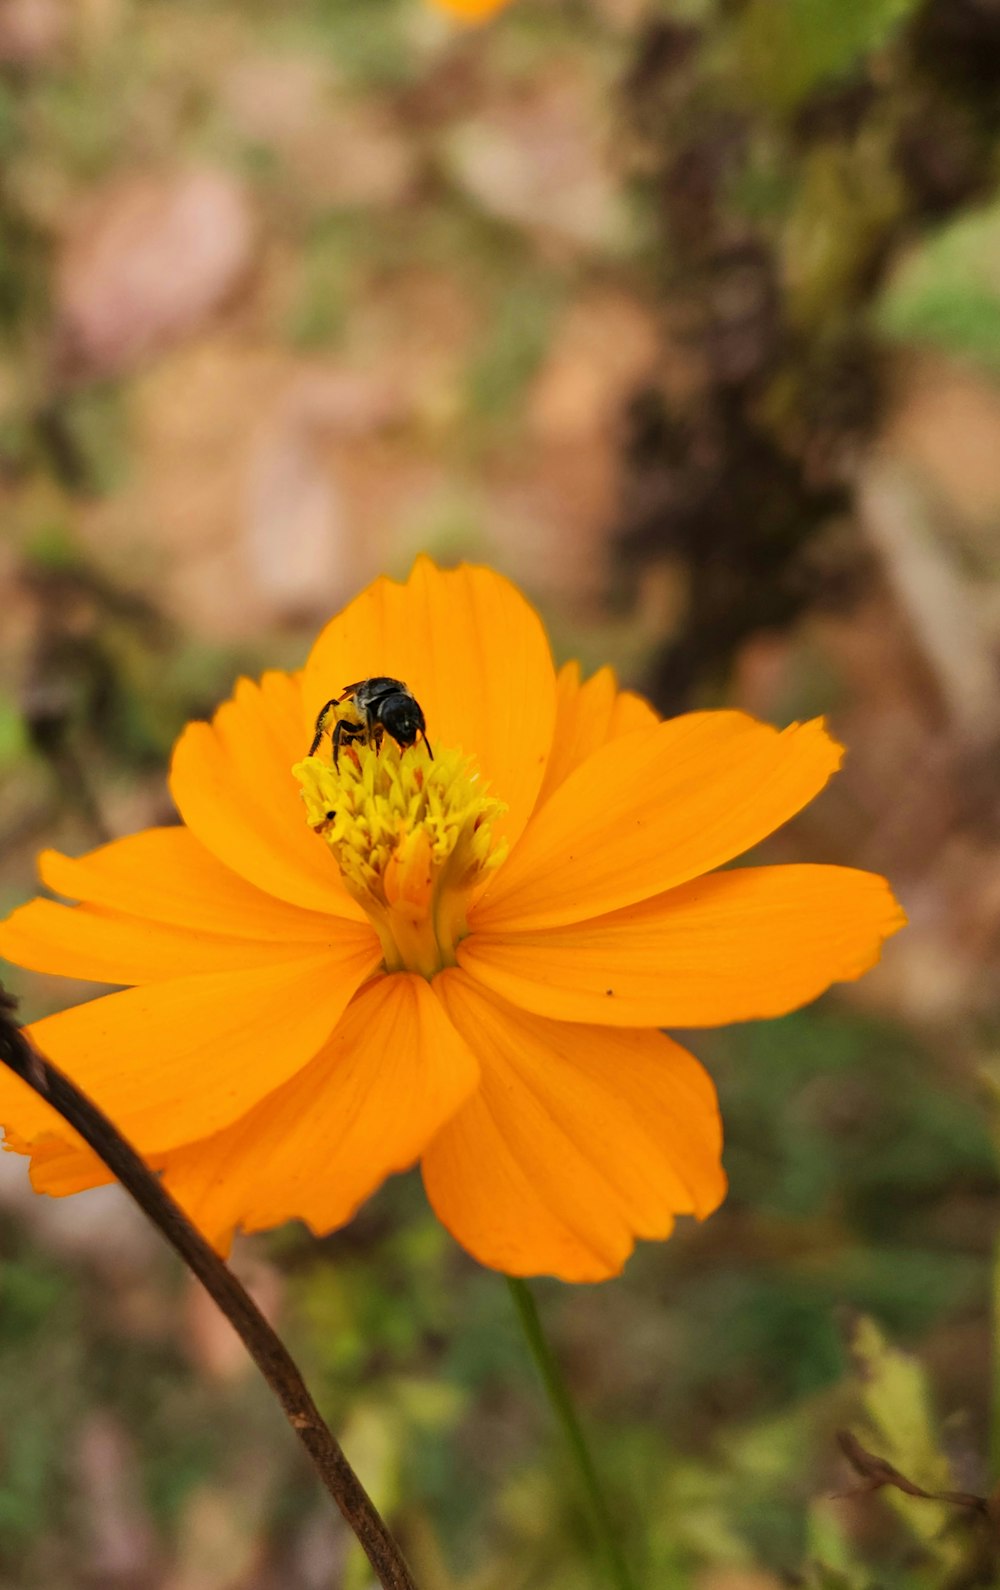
[1,0,1000,1586]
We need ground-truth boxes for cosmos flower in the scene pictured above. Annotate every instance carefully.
[427,0,512,22]
[0,561,904,1281]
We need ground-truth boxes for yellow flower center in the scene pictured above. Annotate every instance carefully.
[293,740,507,979]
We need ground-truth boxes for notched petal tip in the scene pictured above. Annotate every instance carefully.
[792,714,845,771]
[842,873,908,979]
[693,1161,728,1223]
[36,847,74,899]
[422,972,726,1282]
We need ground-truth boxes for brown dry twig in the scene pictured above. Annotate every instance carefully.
[836,1430,988,1516]
[836,1432,1000,1590]
[0,984,419,1590]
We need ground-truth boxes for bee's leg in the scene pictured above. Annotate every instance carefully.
[309,700,338,757]
[362,705,383,756]
[331,717,350,769]
[419,729,434,761]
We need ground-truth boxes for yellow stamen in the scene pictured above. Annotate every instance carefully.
[293,741,507,979]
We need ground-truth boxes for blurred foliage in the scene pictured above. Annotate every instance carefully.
[1,1002,995,1588]
[879,200,1000,374]
[617,0,1000,705]
[728,0,920,114]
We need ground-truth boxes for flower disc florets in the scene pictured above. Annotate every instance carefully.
[293,741,507,979]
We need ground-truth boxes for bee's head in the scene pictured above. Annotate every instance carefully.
[381,691,426,748]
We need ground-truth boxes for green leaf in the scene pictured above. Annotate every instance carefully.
[0,695,27,771]
[848,1316,954,1549]
[338,1399,405,1590]
[807,1497,868,1589]
[729,0,921,112]
[878,202,1000,376]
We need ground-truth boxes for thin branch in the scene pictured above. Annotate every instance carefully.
[836,1430,988,1515]
[0,985,419,1590]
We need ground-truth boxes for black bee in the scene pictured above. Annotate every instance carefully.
[309,677,432,768]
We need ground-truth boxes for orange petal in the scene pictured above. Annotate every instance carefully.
[18,1134,113,1197]
[38,828,345,939]
[0,898,350,985]
[478,713,843,931]
[609,687,659,737]
[538,663,661,804]
[159,974,479,1250]
[301,560,557,854]
[0,935,381,1157]
[463,864,905,1027]
[4,1118,164,1200]
[537,663,616,804]
[422,970,726,1281]
[170,671,364,917]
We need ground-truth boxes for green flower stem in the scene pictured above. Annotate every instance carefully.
[506,1277,638,1590]
[991,1229,1000,1476]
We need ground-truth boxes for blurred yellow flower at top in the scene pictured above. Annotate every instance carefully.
[0,561,905,1282]
[428,0,513,23]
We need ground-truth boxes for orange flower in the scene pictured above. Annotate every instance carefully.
[0,561,904,1281]
[427,0,512,22]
